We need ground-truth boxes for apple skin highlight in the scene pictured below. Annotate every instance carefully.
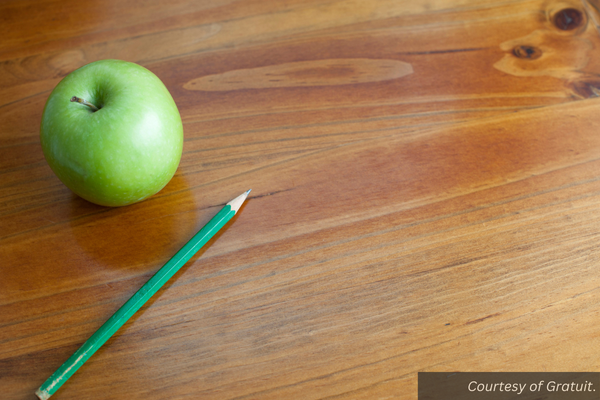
[40,59,184,207]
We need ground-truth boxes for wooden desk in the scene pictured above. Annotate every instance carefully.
[3,0,600,398]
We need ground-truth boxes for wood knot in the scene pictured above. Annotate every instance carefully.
[512,45,542,60]
[553,8,583,30]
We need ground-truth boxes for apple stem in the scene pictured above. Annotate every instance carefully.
[70,96,99,111]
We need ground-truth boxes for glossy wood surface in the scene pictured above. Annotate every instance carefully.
[3,0,600,398]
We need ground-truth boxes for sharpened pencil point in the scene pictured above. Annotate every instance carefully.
[227,190,251,213]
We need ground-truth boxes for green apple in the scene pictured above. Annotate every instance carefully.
[40,59,183,207]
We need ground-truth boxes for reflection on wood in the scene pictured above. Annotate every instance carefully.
[184,59,413,91]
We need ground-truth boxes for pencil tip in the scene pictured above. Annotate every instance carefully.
[227,190,251,212]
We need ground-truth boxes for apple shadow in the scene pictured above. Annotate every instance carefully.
[68,173,200,271]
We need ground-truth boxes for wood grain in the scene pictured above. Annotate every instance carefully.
[3,0,600,399]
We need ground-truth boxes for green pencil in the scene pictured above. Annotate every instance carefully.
[36,190,251,400]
